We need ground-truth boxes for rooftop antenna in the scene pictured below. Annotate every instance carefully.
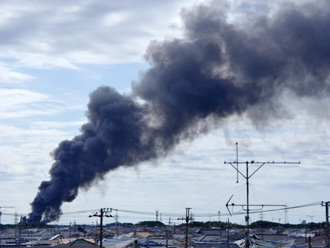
[236,142,239,183]
[224,144,300,248]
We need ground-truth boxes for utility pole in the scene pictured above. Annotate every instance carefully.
[185,208,191,248]
[322,201,330,248]
[285,204,288,224]
[260,212,264,240]
[18,216,22,247]
[89,208,113,248]
[115,211,119,237]
[236,142,239,183]
[224,143,300,248]
[178,208,193,248]
[327,202,329,248]
[227,219,230,248]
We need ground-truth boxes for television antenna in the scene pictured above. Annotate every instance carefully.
[224,143,300,247]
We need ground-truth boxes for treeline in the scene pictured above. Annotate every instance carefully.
[1,220,326,230]
[250,220,326,230]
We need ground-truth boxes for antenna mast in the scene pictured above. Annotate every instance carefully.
[236,142,239,183]
[224,143,300,248]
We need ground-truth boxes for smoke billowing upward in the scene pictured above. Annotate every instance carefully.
[28,0,330,222]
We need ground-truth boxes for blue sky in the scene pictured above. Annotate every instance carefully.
[1,0,329,226]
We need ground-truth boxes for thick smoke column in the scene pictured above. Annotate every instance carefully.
[29,0,330,222]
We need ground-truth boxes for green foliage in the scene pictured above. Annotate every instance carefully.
[137,221,165,227]
[250,221,326,230]
[176,221,243,229]
[77,225,87,234]
[250,221,280,228]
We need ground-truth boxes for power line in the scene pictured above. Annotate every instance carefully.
[62,209,100,215]
[1,202,323,223]
[64,202,322,219]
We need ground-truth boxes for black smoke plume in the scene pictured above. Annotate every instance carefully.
[28,0,330,222]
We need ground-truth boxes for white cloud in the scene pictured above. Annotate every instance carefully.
[0,62,33,84]
[15,52,79,70]
[0,0,196,71]
[103,11,132,27]
[0,88,56,119]
[30,120,85,130]
[0,123,69,142]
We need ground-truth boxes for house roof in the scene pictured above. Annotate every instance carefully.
[139,240,165,247]
[50,234,63,240]
[55,238,97,248]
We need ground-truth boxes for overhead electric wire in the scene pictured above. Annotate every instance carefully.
[64,201,323,218]
[110,208,156,216]
[2,201,323,222]
[227,201,322,217]
[61,209,100,215]
[248,201,322,215]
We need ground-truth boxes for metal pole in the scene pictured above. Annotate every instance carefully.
[115,212,119,237]
[0,211,2,248]
[236,142,239,183]
[225,145,300,248]
[18,217,22,248]
[185,208,190,248]
[326,202,329,248]
[261,212,264,240]
[89,208,113,248]
[246,161,250,248]
[99,208,103,248]
[227,218,230,248]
